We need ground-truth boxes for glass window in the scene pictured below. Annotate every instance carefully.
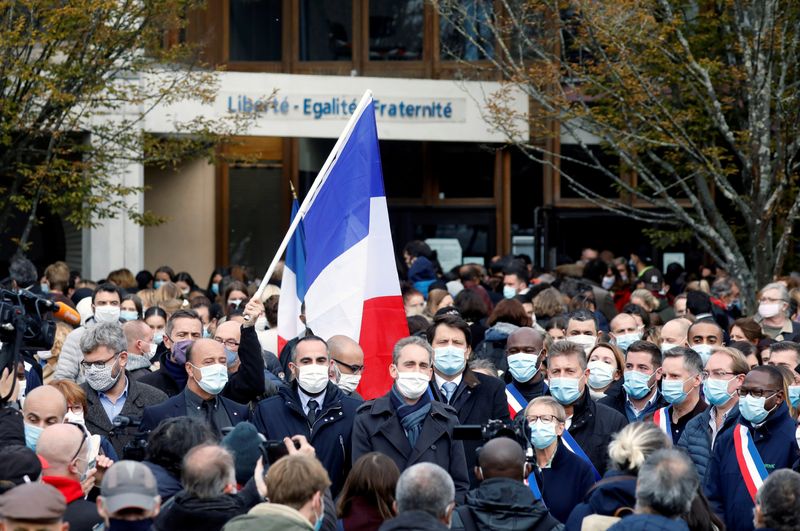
[380,141,423,198]
[511,148,542,229]
[369,0,424,61]
[228,165,284,268]
[299,1,352,61]
[558,144,619,199]
[439,0,495,60]
[229,0,282,62]
[432,142,495,198]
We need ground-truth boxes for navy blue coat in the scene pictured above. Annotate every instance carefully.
[676,404,739,481]
[138,390,249,433]
[600,385,668,423]
[252,381,360,497]
[352,392,470,502]
[565,471,637,531]
[541,440,596,524]
[704,403,799,531]
[429,369,510,487]
[608,514,688,531]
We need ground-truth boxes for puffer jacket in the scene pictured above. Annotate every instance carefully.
[676,404,739,480]
[451,477,563,531]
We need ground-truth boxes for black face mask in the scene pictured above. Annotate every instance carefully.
[109,518,154,531]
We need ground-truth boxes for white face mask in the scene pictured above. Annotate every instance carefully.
[255,315,268,331]
[569,334,596,353]
[94,305,121,323]
[759,302,782,319]
[337,373,362,394]
[148,342,158,359]
[295,364,330,394]
[395,371,431,399]
[65,410,85,425]
[37,350,53,361]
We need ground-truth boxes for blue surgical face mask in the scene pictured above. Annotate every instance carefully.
[120,310,139,322]
[154,280,164,289]
[587,360,615,390]
[503,286,517,299]
[225,347,237,368]
[662,378,693,405]
[40,283,50,295]
[529,420,558,449]
[549,376,583,405]
[434,346,466,376]
[24,423,43,451]
[704,377,736,407]
[211,283,220,295]
[789,385,800,408]
[739,393,777,425]
[623,370,654,400]
[507,353,539,383]
[153,331,164,345]
[614,332,641,352]
[692,344,714,366]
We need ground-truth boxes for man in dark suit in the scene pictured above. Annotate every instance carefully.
[426,314,510,487]
[352,336,469,501]
[78,322,167,457]
[139,338,248,437]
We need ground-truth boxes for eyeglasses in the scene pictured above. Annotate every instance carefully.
[65,422,88,463]
[506,347,541,355]
[334,358,364,374]
[526,414,564,424]
[80,353,120,370]
[214,338,240,348]
[702,370,736,380]
[759,297,785,304]
[737,388,779,398]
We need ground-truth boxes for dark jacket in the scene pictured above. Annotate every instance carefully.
[450,477,563,531]
[81,375,168,457]
[565,471,637,531]
[140,327,265,402]
[473,323,518,373]
[378,510,450,531]
[0,406,24,446]
[143,460,182,501]
[339,495,388,531]
[429,369,510,487]
[352,393,470,502]
[704,403,799,531]
[138,389,249,434]
[557,388,628,476]
[677,404,739,481]
[154,490,247,531]
[252,381,360,496]
[600,386,668,423]
[541,440,596,523]
[607,514,689,531]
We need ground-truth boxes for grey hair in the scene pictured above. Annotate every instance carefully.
[756,469,800,531]
[396,462,455,519]
[9,253,37,287]
[392,336,434,365]
[182,445,236,499]
[711,277,737,299]
[80,322,127,355]
[762,282,791,303]
[546,339,588,370]
[608,422,672,473]
[635,449,699,517]
[664,346,704,375]
[524,396,566,422]
[468,358,498,377]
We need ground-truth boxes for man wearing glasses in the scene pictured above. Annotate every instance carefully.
[78,323,167,457]
[704,365,799,531]
[37,422,103,531]
[328,335,365,399]
[677,347,748,479]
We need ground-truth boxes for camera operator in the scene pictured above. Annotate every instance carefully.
[78,323,167,457]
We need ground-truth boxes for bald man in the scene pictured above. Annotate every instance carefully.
[38,424,103,531]
[660,318,691,353]
[139,339,249,437]
[328,335,364,398]
[451,437,559,531]
[122,320,156,381]
[22,385,67,450]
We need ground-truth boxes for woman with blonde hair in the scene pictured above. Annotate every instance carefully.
[424,288,454,320]
[41,322,73,384]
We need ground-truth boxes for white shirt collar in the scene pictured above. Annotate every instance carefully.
[434,372,463,393]
[297,387,327,415]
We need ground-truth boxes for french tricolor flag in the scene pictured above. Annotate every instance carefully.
[277,92,409,399]
[276,198,306,354]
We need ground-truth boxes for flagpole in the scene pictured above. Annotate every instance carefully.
[249,89,375,304]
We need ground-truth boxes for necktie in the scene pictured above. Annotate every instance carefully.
[442,381,458,403]
[307,399,319,425]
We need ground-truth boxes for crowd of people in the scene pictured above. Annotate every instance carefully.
[2,243,800,531]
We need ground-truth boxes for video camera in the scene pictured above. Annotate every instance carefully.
[453,418,529,450]
[113,415,148,461]
[0,289,58,402]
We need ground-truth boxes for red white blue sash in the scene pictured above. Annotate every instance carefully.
[653,406,672,439]
[733,424,769,502]
[561,430,602,481]
[506,383,527,419]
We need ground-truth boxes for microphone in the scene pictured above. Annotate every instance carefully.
[52,302,81,326]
